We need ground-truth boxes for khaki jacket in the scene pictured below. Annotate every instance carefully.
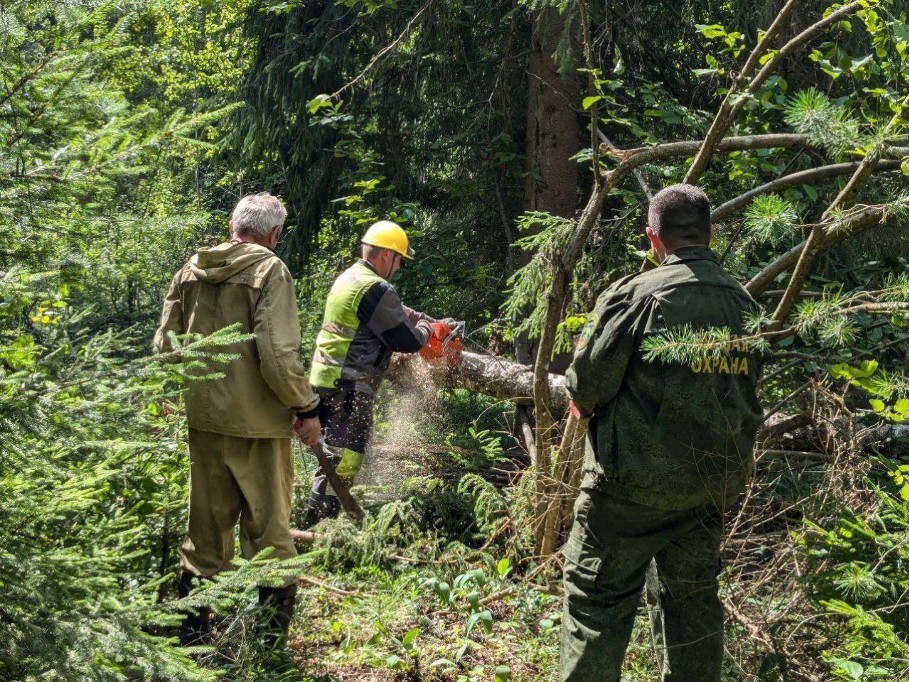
[154,242,319,439]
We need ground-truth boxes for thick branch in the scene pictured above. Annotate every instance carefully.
[608,133,809,174]
[686,1,863,184]
[685,0,801,183]
[770,92,909,325]
[711,160,903,223]
[747,200,909,297]
[575,134,809,275]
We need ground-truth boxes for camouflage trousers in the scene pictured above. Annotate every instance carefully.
[560,478,724,682]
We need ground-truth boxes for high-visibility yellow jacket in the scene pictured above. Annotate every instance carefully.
[310,260,432,392]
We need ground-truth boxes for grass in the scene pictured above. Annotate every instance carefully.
[288,562,561,681]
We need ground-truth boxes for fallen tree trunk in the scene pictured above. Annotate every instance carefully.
[387,351,570,415]
[761,412,909,457]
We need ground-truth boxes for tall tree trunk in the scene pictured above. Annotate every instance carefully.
[521,5,582,553]
[516,5,580,498]
[524,6,580,220]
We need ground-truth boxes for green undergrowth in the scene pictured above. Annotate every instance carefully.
[283,535,663,682]
[290,561,560,681]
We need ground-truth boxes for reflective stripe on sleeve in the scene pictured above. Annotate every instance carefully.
[321,321,357,338]
[313,352,344,367]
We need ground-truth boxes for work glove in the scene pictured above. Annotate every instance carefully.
[439,317,458,328]
[293,414,321,446]
[416,318,434,340]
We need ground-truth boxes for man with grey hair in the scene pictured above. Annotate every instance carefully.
[155,192,321,647]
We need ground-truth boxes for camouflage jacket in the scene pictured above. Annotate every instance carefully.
[567,246,763,510]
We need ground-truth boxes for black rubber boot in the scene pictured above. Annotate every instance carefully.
[177,571,212,646]
[257,584,298,648]
[302,491,341,528]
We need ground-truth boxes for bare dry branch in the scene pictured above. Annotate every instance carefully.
[711,160,903,223]
[330,1,435,100]
[684,0,801,183]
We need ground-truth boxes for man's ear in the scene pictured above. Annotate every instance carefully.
[645,225,661,251]
[269,225,282,246]
[228,220,236,239]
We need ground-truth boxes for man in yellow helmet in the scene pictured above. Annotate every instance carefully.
[304,220,451,525]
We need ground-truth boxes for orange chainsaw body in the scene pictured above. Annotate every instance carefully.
[419,321,463,367]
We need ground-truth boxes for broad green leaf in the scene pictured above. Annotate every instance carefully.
[695,23,727,39]
[854,360,879,378]
[307,94,332,114]
[402,627,420,647]
[581,96,602,110]
[837,660,863,679]
[830,363,852,380]
[465,609,493,636]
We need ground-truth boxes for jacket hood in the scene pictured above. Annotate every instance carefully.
[189,242,274,283]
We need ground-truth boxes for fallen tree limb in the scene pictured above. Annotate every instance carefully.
[387,351,569,414]
[290,529,316,545]
[770,92,909,327]
[298,575,359,597]
[685,0,802,183]
[746,198,909,297]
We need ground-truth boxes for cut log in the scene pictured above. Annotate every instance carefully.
[387,351,569,414]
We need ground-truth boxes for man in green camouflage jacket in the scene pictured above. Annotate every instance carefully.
[561,184,763,681]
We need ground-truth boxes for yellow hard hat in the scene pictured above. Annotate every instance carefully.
[361,220,414,260]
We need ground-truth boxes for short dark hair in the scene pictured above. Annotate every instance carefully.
[648,184,711,249]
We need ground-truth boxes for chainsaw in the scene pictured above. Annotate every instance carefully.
[419,319,465,367]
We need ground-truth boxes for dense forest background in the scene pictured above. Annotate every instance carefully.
[2,0,909,680]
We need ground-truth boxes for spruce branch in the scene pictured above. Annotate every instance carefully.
[771,92,909,326]
[747,197,909,298]
[784,88,861,159]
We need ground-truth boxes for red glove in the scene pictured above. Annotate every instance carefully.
[569,400,582,419]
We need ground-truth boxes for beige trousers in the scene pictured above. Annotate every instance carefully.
[180,428,297,578]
